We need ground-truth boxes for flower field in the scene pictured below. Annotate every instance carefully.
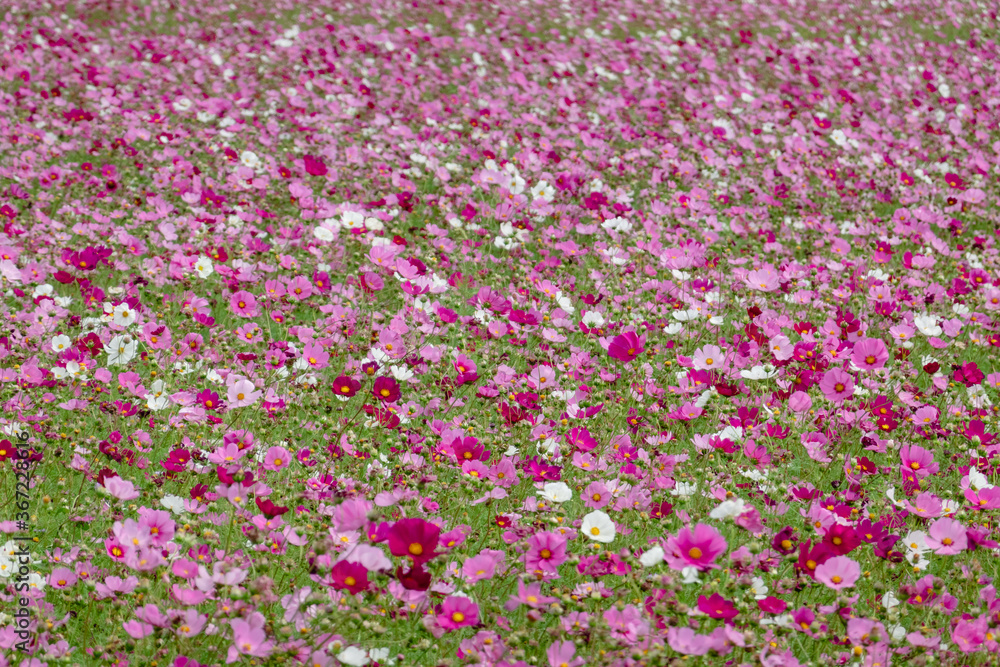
[2,0,1000,664]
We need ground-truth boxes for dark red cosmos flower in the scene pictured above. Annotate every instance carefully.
[772,526,798,554]
[372,376,401,402]
[95,468,119,488]
[649,501,673,519]
[255,497,289,518]
[206,246,228,263]
[190,484,209,502]
[396,564,431,591]
[388,518,440,565]
[329,561,369,594]
[698,593,738,620]
[332,375,361,398]
[608,331,645,363]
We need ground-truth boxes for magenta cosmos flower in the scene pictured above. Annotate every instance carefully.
[387,518,440,565]
[608,331,645,364]
[818,367,854,403]
[664,523,727,571]
[814,556,860,590]
[437,596,479,631]
[851,338,889,371]
[229,290,259,318]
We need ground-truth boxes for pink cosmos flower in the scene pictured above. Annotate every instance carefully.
[48,567,78,589]
[137,508,175,547]
[583,481,611,509]
[105,476,140,501]
[262,446,291,472]
[438,596,479,631]
[229,290,259,318]
[744,266,780,292]
[462,550,504,584]
[851,338,889,371]
[691,344,723,370]
[301,342,329,370]
[787,391,812,413]
[95,575,139,600]
[664,523,727,571]
[899,444,938,479]
[951,617,987,653]
[227,612,274,663]
[547,640,585,667]
[227,378,261,408]
[287,275,314,301]
[818,367,854,403]
[525,531,568,574]
[607,331,644,364]
[667,627,711,656]
[925,517,967,555]
[814,556,860,590]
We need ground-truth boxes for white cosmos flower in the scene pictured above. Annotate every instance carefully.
[673,308,701,321]
[240,151,260,169]
[709,498,746,520]
[902,530,930,565]
[881,592,900,609]
[913,314,942,337]
[601,216,632,233]
[314,225,335,242]
[337,647,370,667]
[639,546,665,567]
[146,380,169,411]
[51,335,71,353]
[105,335,138,366]
[111,302,137,327]
[555,291,574,314]
[341,211,365,230]
[671,481,698,498]
[582,311,605,327]
[581,510,615,543]
[740,364,778,380]
[389,365,414,381]
[679,566,701,584]
[161,495,186,514]
[538,482,573,503]
[193,257,214,278]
